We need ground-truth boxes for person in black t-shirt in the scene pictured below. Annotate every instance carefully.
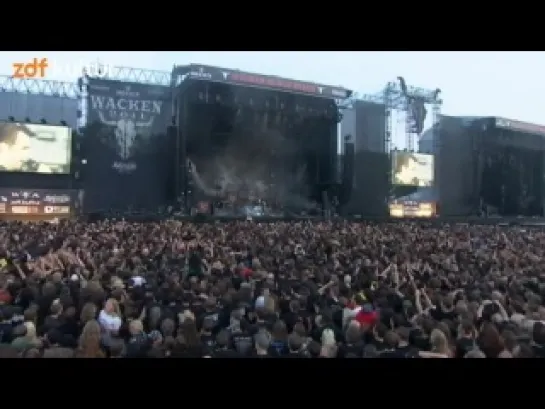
[396,327,419,358]
[532,322,545,358]
[455,319,477,358]
[284,333,308,358]
[211,330,240,358]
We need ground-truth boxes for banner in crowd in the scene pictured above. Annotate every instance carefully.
[0,121,72,174]
[0,188,74,216]
[84,79,171,211]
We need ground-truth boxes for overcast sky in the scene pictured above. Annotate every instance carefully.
[1,51,543,149]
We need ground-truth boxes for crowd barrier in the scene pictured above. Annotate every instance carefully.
[80,212,545,227]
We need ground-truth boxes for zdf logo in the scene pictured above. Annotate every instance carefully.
[12,58,112,80]
[12,58,48,78]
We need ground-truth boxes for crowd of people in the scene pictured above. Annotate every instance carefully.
[0,219,544,358]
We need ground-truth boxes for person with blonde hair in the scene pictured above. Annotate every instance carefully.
[11,322,41,351]
[98,298,122,335]
[320,328,337,358]
[419,329,451,358]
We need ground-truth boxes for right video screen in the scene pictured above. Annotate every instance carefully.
[392,152,434,187]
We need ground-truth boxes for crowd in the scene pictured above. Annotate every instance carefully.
[0,219,544,358]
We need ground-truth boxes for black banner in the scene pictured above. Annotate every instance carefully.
[173,64,352,100]
[353,101,387,153]
[84,79,171,211]
[343,151,390,216]
[0,188,74,216]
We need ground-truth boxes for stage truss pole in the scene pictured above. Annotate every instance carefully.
[383,81,395,154]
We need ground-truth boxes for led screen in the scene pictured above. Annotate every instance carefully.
[0,122,71,174]
[392,152,434,187]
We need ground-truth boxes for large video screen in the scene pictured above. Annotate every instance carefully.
[0,122,71,174]
[392,152,434,187]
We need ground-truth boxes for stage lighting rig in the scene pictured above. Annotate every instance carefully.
[395,77,442,152]
[338,78,443,153]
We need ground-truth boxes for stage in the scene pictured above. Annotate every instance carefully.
[170,64,344,216]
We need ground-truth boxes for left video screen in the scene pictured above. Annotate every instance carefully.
[0,121,72,174]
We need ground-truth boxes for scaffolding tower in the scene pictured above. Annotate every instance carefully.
[337,77,443,153]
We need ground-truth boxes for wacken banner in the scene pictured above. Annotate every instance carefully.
[84,79,171,211]
[87,79,167,172]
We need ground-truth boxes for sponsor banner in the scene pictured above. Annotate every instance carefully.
[389,201,436,218]
[392,152,434,187]
[0,188,74,215]
[84,78,171,211]
[495,117,545,136]
[173,64,352,100]
[0,121,72,174]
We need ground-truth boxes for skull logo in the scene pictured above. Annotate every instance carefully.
[98,112,154,160]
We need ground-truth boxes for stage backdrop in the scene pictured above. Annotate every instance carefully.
[84,78,171,212]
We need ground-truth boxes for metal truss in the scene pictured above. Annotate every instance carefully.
[338,78,443,153]
[0,75,79,98]
[91,66,171,86]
